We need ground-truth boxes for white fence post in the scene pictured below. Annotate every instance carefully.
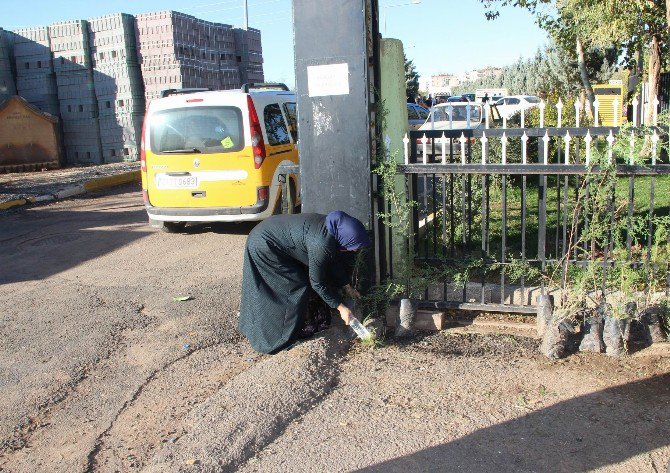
[439,132,447,165]
[481,131,488,165]
[459,133,466,165]
[632,97,639,127]
[574,100,581,127]
[421,133,428,165]
[563,131,571,164]
[556,99,563,128]
[585,130,592,166]
[593,99,600,127]
[521,131,528,165]
[501,132,508,165]
[606,130,615,164]
[403,133,409,165]
[651,131,659,165]
[542,130,550,165]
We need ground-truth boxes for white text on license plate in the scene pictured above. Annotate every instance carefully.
[157,176,198,189]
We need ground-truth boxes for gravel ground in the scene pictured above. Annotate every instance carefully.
[238,332,670,473]
[1,186,669,473]
[0,162,139,203]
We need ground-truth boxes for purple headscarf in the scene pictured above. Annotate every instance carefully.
[325,211,371,251]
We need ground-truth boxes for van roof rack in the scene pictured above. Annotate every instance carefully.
[160,88,211,98]
[241,83,290,93]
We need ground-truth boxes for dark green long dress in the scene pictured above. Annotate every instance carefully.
[238,213,348,354]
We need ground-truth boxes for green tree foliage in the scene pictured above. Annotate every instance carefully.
[453,39,617,98]
[405,55,420,102]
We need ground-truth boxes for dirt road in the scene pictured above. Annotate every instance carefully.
[0,184,256,471]
[1,185,669,472]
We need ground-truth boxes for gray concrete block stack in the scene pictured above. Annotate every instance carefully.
[234,27,264,85]
[135,11,245,104]
[89,13,145,162]
[0,28,17,104]
[49,20,103,164]
[11,26,60,116]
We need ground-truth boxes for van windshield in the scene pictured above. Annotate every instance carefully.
[151,106,244,154]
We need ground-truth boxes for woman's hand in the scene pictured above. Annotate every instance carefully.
[343,284,361,300]
[337,303,354,325]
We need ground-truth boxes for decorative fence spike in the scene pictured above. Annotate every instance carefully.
[542,130,550,165]
[606,130,615,164]
[481,131,488,165]
[501,132,508,165]
[574,100,581,127]
[403,133,409,165]
[439,132,447,164]
[613,98,619,127]
[593,99,600,126]
[632,97,639,127]
[556,99,563,128]
[539,100,546,128]
[584,130,592,166]
[653,96,660,126]
[563,131,571,164]
[521,131,529,165]
[651,131,659,165]
[459,133,467,165]
[420,134,428,165]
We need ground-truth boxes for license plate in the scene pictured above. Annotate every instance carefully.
[155,175,198,190]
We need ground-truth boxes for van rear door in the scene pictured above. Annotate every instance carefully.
[145,104,258,209]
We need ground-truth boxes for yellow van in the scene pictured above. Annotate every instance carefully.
[140,84,299,232]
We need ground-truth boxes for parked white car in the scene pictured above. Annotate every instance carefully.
[416,102,492,155]
[419,102,486,132]
[493,95,541,119]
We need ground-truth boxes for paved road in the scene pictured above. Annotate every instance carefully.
[0,184,257,471]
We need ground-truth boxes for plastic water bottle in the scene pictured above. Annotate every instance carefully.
[349,317,371,339]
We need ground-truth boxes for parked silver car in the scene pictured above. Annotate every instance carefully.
[407,103,430,131]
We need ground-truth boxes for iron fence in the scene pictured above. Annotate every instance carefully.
[385,125,670,314]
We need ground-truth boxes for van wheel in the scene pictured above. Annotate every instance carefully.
[162,221,187,233]
[282,180,297,214]
[274,181,297,215]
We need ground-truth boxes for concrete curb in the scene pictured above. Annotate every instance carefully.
[0,170,140,211]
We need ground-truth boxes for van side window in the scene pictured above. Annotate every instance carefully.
[264,104,290,146]
[283,102,298,142]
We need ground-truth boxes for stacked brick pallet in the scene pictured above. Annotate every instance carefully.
[135,11,245,104]
[49,20,102,164]
[11,26,59,116]
[89,13,145,162]
[234,27,264,85]
[0,28,17,104]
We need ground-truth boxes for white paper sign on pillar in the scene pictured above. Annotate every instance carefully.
[307,63,350,97]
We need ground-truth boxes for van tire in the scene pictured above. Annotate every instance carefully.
[274,180,297,215]
[161,221,187,233]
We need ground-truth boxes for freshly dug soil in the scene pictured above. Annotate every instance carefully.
[393,331,539,358]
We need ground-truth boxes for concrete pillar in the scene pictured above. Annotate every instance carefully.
[379,38,410,278]
[292,0,374,228]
